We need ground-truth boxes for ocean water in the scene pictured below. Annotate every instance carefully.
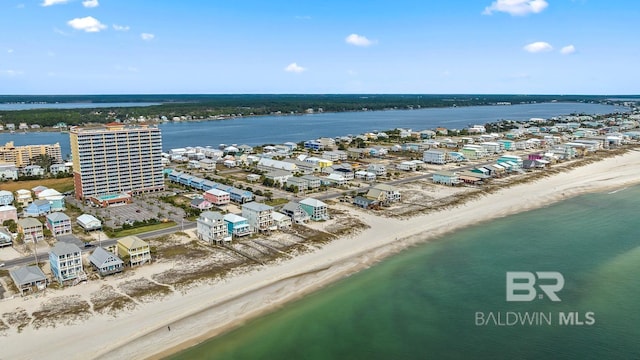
[169,185,640,359]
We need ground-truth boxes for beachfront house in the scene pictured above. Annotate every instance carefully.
[10,265,48,295]
[299,198,329,221]
[353,196,378,209]
[367,164,387,176]
[223,213,252,238]
[365,184,402,206]
[242,202,275,232]
[17,217,44,243]
[281,201,310,223]
[77,214,102,231]
[117,236,151,266]
[272,212,292,230]
[265,170,293,186]
[197,211,231,244]
[49,242,85,284]
[89,247,124,276]
[432,171,460,186]
[45,212,72,237]
[301,175,322,189]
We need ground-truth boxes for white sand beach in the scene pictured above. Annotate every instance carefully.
[3,149,640,359]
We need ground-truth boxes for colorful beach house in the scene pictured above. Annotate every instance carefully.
[24,199,51,217]
[117,236,151,266]
[45,212,72,237]
[10,265,48,295]
[242,202,275,232]
[17,218,44,242]
[0,190,14,206]
[197,211,231,244]
[497,155,524,169]
[39,188,65,211]
[299,198,329,221]
[15,189,32,207]
[0,205,17,223]
[89,247,124,276]
[190,198,213,210]
[49,242,85,284]
[204,188,231,206]
[223,213,251,237]
[432,171,460,186]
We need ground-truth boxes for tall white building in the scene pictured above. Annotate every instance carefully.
[70,123,164,200]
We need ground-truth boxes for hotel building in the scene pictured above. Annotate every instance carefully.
[70,123,164,200]
[0,141,62,167]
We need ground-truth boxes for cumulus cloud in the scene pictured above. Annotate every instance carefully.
[113,24,130,31]
[82,0,99,8]
[345,33,375,47]
[284,62,306,73]
[523,41,553,53]
[67,16,107,32]
[560,44,576,55]
[141,33,155,41]
[483,0,548,16]
[41,0,68,6]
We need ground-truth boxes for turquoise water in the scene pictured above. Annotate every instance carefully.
[174,185,640,359]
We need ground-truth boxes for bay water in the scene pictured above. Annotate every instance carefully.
[0,102,625,158]
[169,185,640,359]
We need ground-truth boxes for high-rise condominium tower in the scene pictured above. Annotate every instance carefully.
[70,123,164,200]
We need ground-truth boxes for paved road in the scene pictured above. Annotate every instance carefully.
[2,221,197,270]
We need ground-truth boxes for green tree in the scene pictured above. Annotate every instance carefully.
[2,219,17,232]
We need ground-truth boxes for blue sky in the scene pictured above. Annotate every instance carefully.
[0,0,637,95]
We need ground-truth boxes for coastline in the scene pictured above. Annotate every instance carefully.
[3,149,640,359]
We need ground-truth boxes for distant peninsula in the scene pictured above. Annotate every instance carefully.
[0,94,636,128]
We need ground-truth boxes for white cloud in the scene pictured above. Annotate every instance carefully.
[41,0,68,6]
[0,70,23,77]
[295,15,311,20]
[483,0,548,16]
[82,0,99,8]
[113,24,130,31]
[67,16,107,32]
[284,63,306,73]
[16,4,25,8]
[141,33,155,41]
[345,33,374,47]
[7,49,14,54]
[560,44,576,55]
[523,41,553,53]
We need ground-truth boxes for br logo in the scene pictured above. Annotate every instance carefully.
[506,272,564,302]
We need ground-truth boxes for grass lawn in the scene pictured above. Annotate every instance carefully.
[265,198,289,206]
[110,221,177,238]
[0,177,74,193]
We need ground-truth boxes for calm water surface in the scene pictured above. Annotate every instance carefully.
[0,102,626,158]
[170,186,640,360]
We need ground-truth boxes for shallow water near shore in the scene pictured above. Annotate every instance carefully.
[169,185,640,359]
